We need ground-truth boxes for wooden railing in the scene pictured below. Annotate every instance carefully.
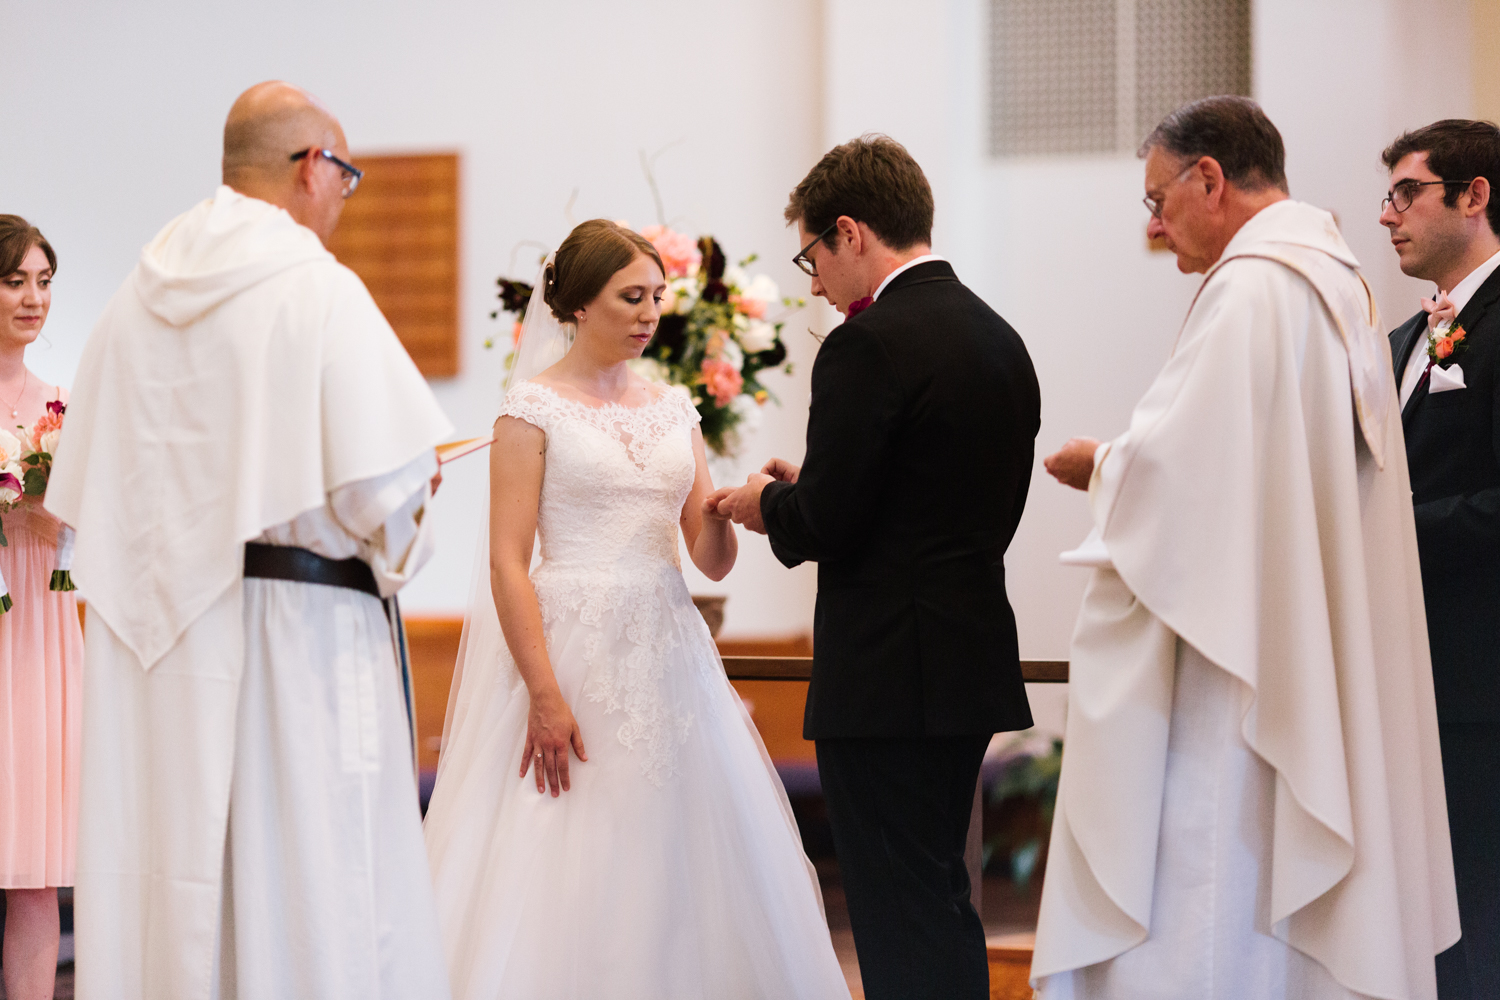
[722,656,1069,683]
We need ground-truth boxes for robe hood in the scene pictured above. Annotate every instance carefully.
[1220,198,1360,268]
[135,186,332,327]
[47,189,451,671]
[1207,199,1394,469]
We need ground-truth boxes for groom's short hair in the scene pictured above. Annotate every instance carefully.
[1140,96,1288,194]
[785,135,934,251]
[1382,120,1500,236]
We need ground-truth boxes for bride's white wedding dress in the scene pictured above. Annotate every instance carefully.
[423,379,851,1000]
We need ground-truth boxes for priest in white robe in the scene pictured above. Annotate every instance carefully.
[45,82,454,1000]
[1033,97,1459,1000]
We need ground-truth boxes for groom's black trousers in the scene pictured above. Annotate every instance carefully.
[816,735,992,1000]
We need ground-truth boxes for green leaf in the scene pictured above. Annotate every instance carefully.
[22,467,46,497]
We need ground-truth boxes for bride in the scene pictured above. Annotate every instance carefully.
[423,219,851,999]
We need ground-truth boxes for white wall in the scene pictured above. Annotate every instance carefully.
[0,0,825,636]
[820,0,1472,662]
[0,0,1475,655]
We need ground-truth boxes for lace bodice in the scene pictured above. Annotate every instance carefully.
[497,379,707,783]
[499,379,700,572]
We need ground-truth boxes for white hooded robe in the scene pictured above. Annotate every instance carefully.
[45,187,454,1000]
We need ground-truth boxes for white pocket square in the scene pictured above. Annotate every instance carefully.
[1430,363,1466,393]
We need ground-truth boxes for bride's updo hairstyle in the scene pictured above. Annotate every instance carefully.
[543,219,666,324]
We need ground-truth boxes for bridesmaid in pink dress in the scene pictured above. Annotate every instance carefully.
[0,216,83,1000]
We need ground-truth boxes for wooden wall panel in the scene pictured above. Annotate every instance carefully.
[326,153,460,377]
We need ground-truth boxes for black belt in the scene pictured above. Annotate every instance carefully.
[243,543,380,598]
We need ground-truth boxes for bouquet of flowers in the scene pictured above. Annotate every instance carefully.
[492,228,800,458]
[0,400,74,611]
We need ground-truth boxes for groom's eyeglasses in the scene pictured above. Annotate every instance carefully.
[1382,178,1475,214]
[290,148,365,198]
[792,223,838,277]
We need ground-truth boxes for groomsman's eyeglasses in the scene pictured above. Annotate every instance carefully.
[290,148,365,199]
[793,223,838,277]
[1381,178,1475,214]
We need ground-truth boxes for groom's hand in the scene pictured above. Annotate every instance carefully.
[761,457,801,484]
[721,474,775,534]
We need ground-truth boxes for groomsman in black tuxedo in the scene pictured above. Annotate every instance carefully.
[1382,119,1500,999]
[712,136,1040,1000]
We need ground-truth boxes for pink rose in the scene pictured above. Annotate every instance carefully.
[731,293,767,319]
[699,358,744,406]
[31,407,63,443]
[640,225,702,279]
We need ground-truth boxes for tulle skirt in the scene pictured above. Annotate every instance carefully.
[423,561,850,1000]
[0,505,84,888]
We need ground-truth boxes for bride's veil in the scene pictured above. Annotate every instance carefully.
[435,253,572,783]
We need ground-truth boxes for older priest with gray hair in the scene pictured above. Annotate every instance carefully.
[46,82,453,1000]
[1033,96,1458,1000]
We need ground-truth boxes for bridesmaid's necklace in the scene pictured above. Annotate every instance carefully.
[3,371,27,418]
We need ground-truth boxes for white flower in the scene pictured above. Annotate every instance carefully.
[714,335,745,373]
[739,273,780,312]
[0,429,20,467]
[628,357,670,384]
[739,320,778,353]
[730,391,762,429]
[0,428,23,504]
[662,276,700,316]
[723,265,749,292]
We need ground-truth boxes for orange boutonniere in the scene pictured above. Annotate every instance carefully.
[1428,322,1468,365]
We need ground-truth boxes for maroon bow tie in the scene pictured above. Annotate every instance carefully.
[846,295,874,318]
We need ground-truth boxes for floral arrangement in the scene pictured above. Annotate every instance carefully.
[491,227,800,458]
[0,400,74,610]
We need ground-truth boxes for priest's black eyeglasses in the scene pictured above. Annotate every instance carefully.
[792,222,838,277]
[1382,178,1475,214]
[290,148,365,198]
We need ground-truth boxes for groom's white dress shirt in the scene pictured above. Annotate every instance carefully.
[873,254,945,300]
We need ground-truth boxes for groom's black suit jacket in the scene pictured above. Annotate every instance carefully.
[1389,264,1500,724]
[761,261,1040,740]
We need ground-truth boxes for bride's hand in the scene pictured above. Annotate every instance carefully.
[521,688,588,797]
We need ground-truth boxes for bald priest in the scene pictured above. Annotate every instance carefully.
[1032,97,1458,999]
[46,83,454,1000]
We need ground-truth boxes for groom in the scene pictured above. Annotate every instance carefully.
[713,135,1041,1000]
